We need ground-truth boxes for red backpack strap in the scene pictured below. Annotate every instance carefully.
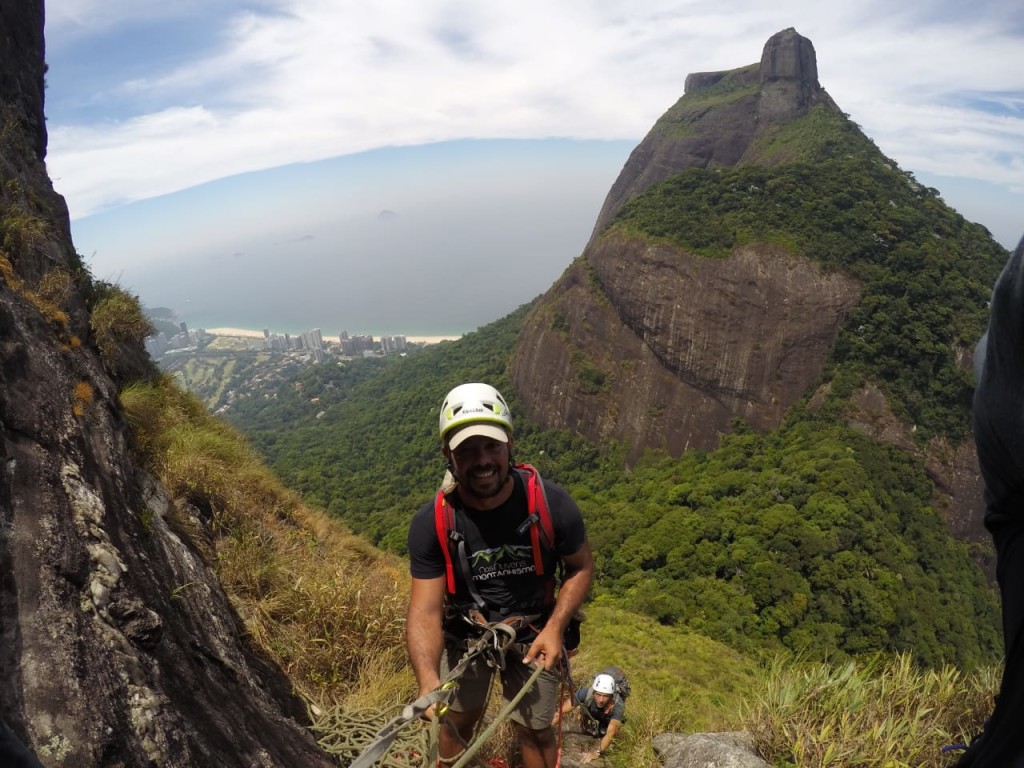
[516,463,556,577]
[434,490,457,594]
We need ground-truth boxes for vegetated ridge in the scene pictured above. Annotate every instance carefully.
[508,27,1006,564]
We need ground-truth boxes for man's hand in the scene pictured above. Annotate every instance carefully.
[522,623,564,670]
[580,750,600,764]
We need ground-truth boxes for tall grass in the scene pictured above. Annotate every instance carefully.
[564,597,759,767]
[120,377,413,709]
[743,653,999,767]
[90,282,155,367]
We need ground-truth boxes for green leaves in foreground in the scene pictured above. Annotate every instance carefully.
[745,653,999,768]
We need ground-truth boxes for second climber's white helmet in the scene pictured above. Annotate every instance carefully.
[593,674,616,695]
[439,382,513,450]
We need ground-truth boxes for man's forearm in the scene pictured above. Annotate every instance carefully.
[599,720,620,752]
[406,605,444,692]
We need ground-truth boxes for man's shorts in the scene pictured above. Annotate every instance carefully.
[440,642,560,729]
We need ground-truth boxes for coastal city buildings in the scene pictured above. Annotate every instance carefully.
[146,322,409,363]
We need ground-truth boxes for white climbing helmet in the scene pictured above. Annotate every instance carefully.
[593,674,616,695]
[438,382,513,450]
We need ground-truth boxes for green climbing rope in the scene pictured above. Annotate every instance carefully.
[449,662,546,768]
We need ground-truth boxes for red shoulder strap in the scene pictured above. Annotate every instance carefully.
[434,491,457,594]
[517,463,555,577]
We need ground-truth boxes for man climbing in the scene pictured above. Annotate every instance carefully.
[956,233,1024,768]
[559,671,626,762]
[406,382,594,768]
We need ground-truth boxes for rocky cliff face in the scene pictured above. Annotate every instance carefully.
[512,235,861,456]
[509,27,989,551]
[0,2,333,764]
[513,28,854,459]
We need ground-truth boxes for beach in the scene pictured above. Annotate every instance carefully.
[206,327,266,339]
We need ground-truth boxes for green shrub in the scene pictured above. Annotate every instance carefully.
[90,282,154,366]
[744,652,1000,767]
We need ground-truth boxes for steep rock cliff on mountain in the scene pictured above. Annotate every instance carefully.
[512,235,861,456]
[510,27,997,549]
[0,2,332,765]
[512,28,854,459]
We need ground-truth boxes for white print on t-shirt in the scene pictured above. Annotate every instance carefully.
[469,544,537,581]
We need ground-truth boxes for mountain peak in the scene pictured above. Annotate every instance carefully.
[759,27,818,85]
[592,29,837,237]
[759,27,821,120]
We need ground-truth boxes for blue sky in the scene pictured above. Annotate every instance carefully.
[43,0,1024,335]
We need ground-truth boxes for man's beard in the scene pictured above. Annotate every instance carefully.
[462,463,509,499]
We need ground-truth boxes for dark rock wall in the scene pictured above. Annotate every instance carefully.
[587,236,861,404]
[510,235,861,459]
[0,2,334,765]
[0,0,46,158]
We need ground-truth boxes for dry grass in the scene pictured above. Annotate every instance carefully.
[90,283,154,366]
[72,380,94,418]
[0,210,48,252]
[37,268,73,307]
[0,253,71,334]
[119,378,413,710]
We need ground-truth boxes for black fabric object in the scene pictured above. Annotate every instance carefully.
[956,234,1024,768]
[0,718,43,768]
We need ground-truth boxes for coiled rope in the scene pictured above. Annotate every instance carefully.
[310,615,579,767]
[309,705,431,767]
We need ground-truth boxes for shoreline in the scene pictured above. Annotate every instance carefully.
[204,327,462,344]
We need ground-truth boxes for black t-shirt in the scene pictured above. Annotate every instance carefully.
[408,468,586,616]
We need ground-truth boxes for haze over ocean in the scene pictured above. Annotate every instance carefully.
[77,139,635,339]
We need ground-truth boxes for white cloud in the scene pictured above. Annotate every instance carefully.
[46,0,220,40]
[45,0,1024,220]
